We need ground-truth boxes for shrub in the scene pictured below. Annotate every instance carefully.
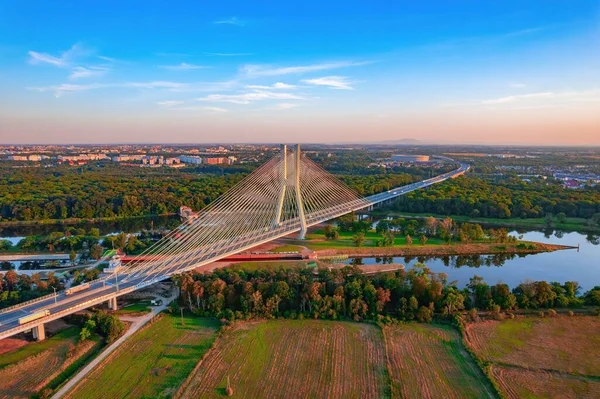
[547,309,557,317]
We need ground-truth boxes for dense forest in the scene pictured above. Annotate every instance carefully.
[174,265,600,323]
[0,163,422,222]
[393,176,600,220]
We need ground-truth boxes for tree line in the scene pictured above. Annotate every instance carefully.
[174,264,600,324]
[392,175,600,220]
[0,163,427,222]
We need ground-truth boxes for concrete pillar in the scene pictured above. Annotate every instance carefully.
[32,324,46,341]
[295,144,308,239]
[108,297,118,310]
[274,144,287,227]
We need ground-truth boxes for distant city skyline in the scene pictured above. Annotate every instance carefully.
[1,1,599,145]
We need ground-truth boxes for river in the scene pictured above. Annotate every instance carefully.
[1,219,599,291]
[345,230,600,291]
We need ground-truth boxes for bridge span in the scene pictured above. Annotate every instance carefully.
[0,145,468,340]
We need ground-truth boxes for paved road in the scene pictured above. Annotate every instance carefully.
[51,293,177,399]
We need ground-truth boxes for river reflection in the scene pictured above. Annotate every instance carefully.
[345,230,600,291]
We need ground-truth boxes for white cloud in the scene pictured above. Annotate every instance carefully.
[69,66,110,80]
[30,83,105,97]
[124,81,187,89]
[302,76,354,90]
[28,51,66,67]
[197,90,304,104]
[481,89,600,105]
[31,80,189,97]
[214,17,244,26]
[270,103,299,110]
[245,82,297,90]
[97,55,117,62]
[241,61,371,76]
[159,63,207,71]
[28,43,89,68]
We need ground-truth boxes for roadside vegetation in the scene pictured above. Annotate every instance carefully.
[65,313,219,399]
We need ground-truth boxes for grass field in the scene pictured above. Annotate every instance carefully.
[66,313,219,399]
[490,365,600,399]
[178,320,390,398]
[114,301,151,315]
[289,229,447,251]
[464,316,600,398]
[0,326,100,399]
[464,316,600,376]
[380,211,599,233]
[383,324,494,398]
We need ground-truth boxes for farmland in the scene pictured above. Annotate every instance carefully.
[464,316,600,398]
[0,327,100,399]
[490,366,600,399]
[177,320,491,399]
[66,314,219,399]
[383,324,494,398]
[178,320,389,398]
[464,316,600,376]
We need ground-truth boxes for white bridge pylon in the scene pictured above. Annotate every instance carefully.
[121,144,371,285]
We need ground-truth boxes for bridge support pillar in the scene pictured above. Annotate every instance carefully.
[108,297,118,311]
[274,144,287,227]
[295,144,308,239]
[32,324,45,341]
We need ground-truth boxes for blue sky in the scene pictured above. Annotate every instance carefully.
[0,1,599,144]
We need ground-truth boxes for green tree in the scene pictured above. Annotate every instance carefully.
[90,244,104,260]
[352,232,365,247]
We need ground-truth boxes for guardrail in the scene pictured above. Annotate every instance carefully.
[0,292,58,315]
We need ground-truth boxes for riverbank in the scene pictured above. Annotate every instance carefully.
[0,213,177,228]
[373,211,600,233]
[312,241,575,258]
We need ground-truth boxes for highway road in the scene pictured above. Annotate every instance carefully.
[0,159,469,340]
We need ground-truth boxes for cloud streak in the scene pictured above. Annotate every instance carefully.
[242,61,371,76]
[69,66,110,80]
[245,82,297,90]
[159,63,207,71]
[197,90,303,104]
[28,43,89,67]
[302,76,355,90]
[482,89,600,105]
[214,17,244,26]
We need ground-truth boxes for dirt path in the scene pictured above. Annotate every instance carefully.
[50,293,177,399]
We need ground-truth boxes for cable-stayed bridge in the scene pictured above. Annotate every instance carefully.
[0,145,469,340]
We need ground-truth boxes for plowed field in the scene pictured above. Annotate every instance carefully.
[383,324,494,398]
[178,320,389,399]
